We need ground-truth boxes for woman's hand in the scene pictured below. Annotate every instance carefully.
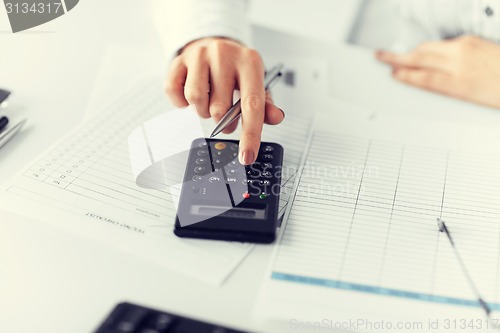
[376,35,500,109]
[165,37,285,165]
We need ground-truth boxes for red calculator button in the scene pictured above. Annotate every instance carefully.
[242,192,250,199]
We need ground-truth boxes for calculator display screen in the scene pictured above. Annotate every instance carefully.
[192,205,266,219]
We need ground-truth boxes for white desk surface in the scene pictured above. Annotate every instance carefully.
[2,2,500,333]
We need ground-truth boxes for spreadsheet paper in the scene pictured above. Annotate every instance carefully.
[256,113,500,328]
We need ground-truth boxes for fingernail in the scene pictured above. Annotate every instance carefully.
[240,150,255,165]
[279,108,285,119]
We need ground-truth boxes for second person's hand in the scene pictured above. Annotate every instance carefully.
[376,36,500,109]
[165,37,285,165]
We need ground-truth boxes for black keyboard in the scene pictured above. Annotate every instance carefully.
[94,302,248,333]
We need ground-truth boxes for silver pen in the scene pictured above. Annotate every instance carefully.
[210,63,284,138]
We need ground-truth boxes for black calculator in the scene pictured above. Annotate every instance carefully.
[174,138,284,243]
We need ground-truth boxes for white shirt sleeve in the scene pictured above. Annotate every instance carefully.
[393,0,500,51]
[153,0,251,59]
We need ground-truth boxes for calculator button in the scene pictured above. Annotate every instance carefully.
[246,169,261,178]
[226,177,237,183]
[260,180,271,186]
[209,176,221,183]
[231,152,238,158]
[243,179,258,185]
[227,169,238,175]
[214,142,227,150]
[262,171,272,178]
[197,150,208,157]
[262,145,274,153]
[149,313,175,330]
[192,175,203,182]
[214,151,224,156]
[230,143,238,151]
[116,307,148,332]
[263,154,273,160]
[195,158,208,165]
[262,163,272,169]
[242,192,250,199]
[198,141,208,148]
[259,193,268,199]
[192,187,207,195]
[194,166,206,174]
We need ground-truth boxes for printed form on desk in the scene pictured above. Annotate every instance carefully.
[0,55,331,286]
[255,110,500,331]
[0,78,321,286]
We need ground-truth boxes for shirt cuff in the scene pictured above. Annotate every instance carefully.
[153,0,251,61]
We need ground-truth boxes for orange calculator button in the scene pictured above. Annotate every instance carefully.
[214,142,227,150]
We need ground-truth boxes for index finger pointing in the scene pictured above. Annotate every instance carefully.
[237,50,265,165]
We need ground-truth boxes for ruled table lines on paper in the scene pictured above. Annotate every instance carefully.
[1,81,256,285]
[2,79,316,285]
[19,83,182,229]
[271,130,500,310]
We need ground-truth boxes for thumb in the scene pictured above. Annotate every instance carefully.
[264,92,285,125]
